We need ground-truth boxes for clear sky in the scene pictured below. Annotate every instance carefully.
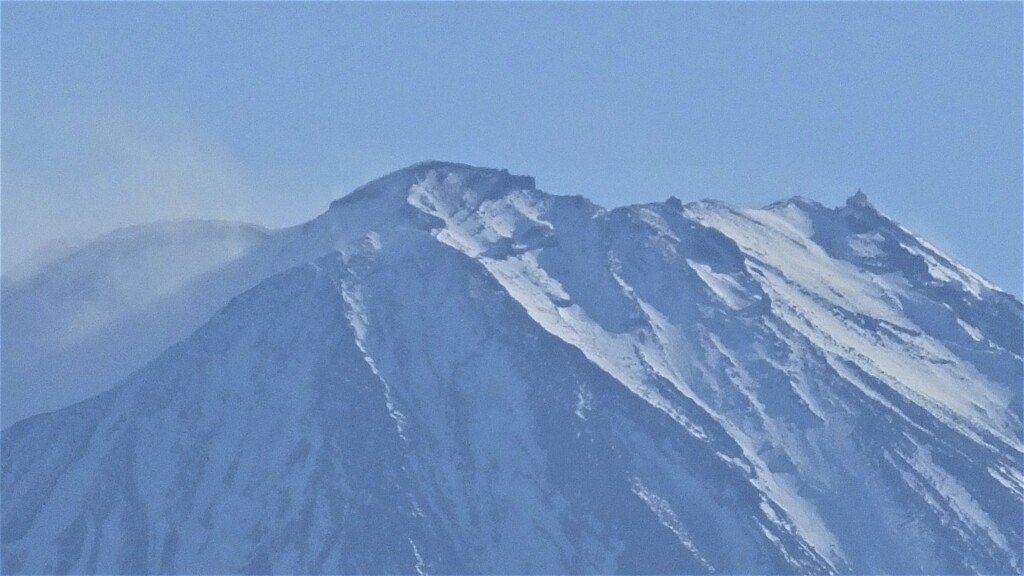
[3,2,1021,295]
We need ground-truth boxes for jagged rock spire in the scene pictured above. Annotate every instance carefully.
[846,188,875,211]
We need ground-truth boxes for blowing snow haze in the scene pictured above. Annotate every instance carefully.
[1,162,1022,574]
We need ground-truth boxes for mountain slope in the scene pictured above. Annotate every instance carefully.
[1,221,272,424]
[3,162,1021,573]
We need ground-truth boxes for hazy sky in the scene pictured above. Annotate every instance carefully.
[3,3,1021,295]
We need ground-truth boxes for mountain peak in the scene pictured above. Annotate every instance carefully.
[846,188,875,211]
[762,195,826,213]
[330,161,536,211]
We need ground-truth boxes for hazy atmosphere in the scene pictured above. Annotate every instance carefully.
[3,2,1021,295]
[3,4,1023,574]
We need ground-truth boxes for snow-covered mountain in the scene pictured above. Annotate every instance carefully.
[2,162,1021,574]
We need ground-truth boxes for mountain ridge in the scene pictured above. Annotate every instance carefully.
[2,161,1021,573]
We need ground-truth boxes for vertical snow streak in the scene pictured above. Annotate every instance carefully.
[630,477,716,573]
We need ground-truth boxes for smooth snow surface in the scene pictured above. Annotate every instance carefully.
[2,162,1021,574]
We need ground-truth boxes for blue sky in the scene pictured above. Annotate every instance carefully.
[3,2,1021,295]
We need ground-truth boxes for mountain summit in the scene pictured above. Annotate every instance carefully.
[846,188,873,210]
[330,161,537,209]
[2,162,1021,574]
